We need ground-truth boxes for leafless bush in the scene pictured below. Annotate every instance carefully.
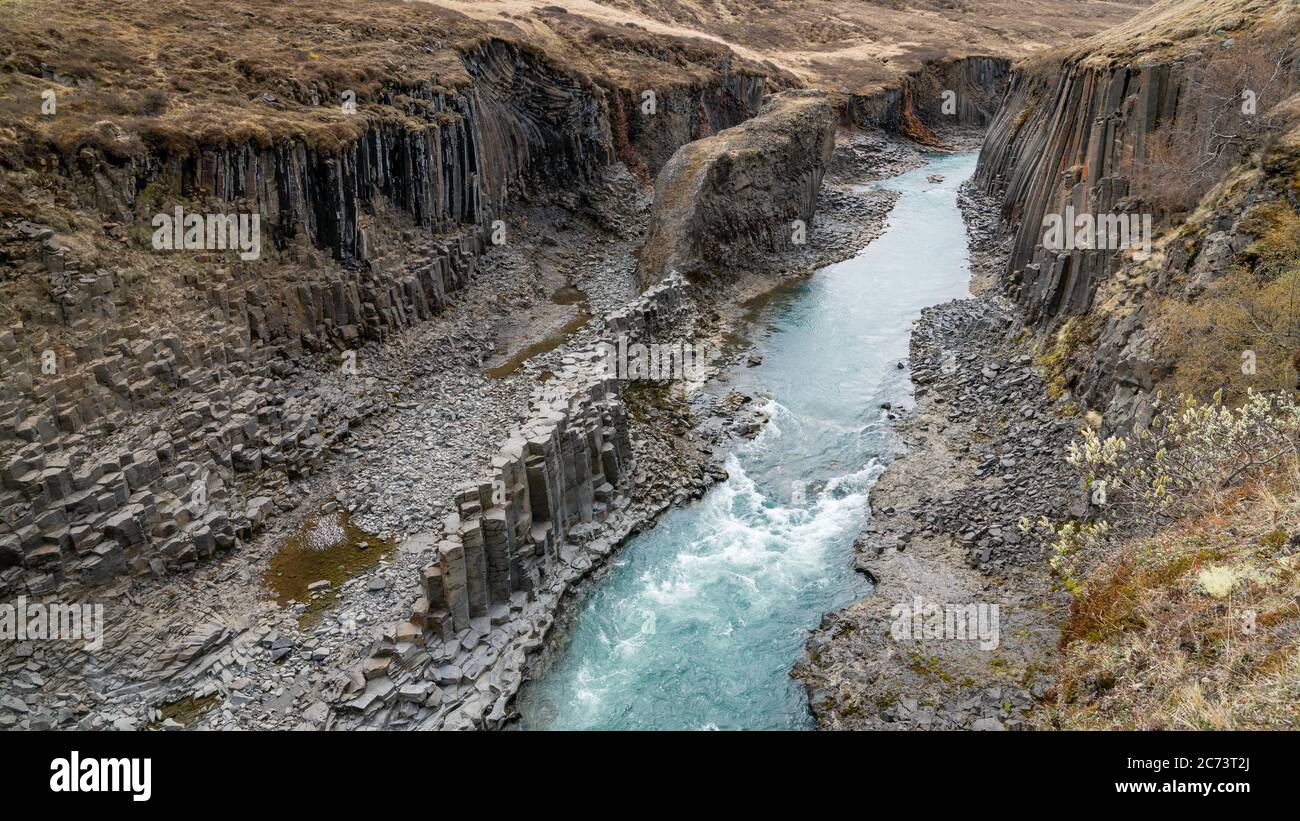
[1135,33,1298,215]
[1027,391,1300,589]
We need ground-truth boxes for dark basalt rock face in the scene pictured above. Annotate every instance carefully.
[973,34,1300,429]
[81,39,613,275]
[849,56,1013,138]
[464,39,617,204]
[613,68,768,176]
[973,60,1179,325]
[637,90,836,289]
[0,38,770,596]
[971,56,1184,429]
[55,38,768,349]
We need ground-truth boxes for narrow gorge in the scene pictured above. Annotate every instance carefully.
[2,0,1298,739]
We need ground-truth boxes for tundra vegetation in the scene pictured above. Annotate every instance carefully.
[1030,389,1300,728]
[1158,203,1300,399]
[1029,200,1300,729]
[1002,0,1300,729]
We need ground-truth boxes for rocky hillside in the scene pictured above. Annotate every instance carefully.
[797,0,1300,733]
[972,0,1300,728]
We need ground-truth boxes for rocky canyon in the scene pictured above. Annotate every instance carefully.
[1,0,1297,752]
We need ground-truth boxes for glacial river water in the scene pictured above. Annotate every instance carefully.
[517,153,978,729]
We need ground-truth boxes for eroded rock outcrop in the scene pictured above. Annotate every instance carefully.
[637,91,836,288]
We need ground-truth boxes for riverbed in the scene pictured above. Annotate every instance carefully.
[517,152,979,730]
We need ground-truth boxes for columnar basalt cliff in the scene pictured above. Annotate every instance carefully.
[972,0,1300,425]
[849,56,1013,142]
[973,56,1172,324]
[637,91,836,288]
[611,69,770,178]
[946,0,1300,730]
[0,4,770,598]
[337,275,690,729]
[60,37,761,322]
[46,41,614,270]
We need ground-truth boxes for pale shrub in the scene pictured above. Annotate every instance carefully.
[1033,390,1300,588]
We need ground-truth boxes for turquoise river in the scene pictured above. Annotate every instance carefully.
[517,152,978,729]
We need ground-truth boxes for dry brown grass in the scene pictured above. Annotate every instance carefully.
[0,0,471,160]
[0,0,1158,173]
[426,0,1151,96]
[0,0,778,168]
[1074,0,1297,66]
[1043,462,1300,730]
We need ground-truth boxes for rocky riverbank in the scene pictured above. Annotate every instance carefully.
[796,0,1300,732]
[794,180,1083,730]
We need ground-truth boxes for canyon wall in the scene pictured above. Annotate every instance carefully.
[972,0,1300,427]
[973,57,1172,323]
[637,90,836,288]
[0,34,766,598]
[612,69,769,179]
[849,56,1012,142]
